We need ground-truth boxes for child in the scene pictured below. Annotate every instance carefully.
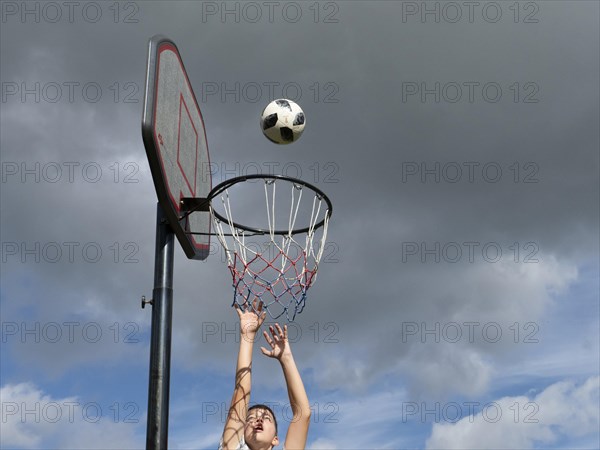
[219,299,311,450]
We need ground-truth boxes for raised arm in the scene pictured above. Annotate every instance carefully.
[261,324,311,450]
[221,300,265,450]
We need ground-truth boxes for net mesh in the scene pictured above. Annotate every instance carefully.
[210,178,330,321]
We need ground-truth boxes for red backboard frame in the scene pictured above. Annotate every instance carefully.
[142,35,211,260]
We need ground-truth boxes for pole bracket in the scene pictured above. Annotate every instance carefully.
[141,295,154,309]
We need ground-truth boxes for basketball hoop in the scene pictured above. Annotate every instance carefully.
[181,174,332,321]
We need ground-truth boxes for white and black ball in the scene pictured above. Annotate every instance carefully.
[260,99,305,144]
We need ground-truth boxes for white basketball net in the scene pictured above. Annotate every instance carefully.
[210,178,330,321]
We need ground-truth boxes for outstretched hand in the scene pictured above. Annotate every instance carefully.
[260,323,291,360]
[236,299,266,338]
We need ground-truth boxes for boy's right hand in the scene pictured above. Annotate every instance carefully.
[236,298,266,338]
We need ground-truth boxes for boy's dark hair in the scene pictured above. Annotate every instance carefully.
[248,404,278,433]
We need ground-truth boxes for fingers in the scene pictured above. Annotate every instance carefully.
[234,303,244,319]
[251,299,265,319]
[257,309,266,325]
[235,299,265,315]
[263,330,273,347]
[275,323,284,339]
[235,301,291,339]
[268,323,286,340]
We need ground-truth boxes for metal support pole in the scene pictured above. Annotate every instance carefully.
[146,203,175,449]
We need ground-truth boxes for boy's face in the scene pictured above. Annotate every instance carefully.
[245,408,279,449]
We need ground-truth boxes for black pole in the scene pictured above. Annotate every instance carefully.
[146,203,175,449]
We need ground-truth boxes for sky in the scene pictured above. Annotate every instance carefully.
[1,1,599,449]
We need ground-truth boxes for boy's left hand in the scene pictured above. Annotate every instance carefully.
[260,323,291,360]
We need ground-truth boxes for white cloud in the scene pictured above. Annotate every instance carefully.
[400,344,493,399]
[0,382,142,449]
[425,376,600,449]
[170,430,223,450]
[308,438,338,449]
[0,383,52,448]
[312,255,579,399]
[302,388,415,450]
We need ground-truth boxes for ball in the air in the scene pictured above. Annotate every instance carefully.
[260,99,305,144]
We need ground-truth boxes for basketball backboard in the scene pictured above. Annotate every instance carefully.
[142,35,211,260]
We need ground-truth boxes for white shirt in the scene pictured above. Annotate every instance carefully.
[218,437,282,450]
[218,437,250,450]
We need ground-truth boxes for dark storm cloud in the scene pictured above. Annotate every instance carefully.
[1,1,597,399]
